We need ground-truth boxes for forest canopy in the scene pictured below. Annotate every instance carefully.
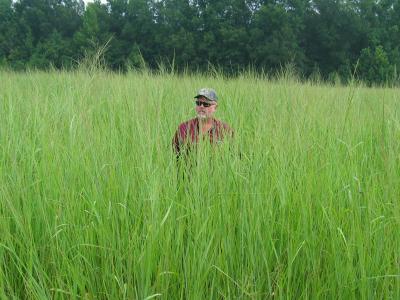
[1,0,400,84]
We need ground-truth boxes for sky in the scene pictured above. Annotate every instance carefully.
[84,0,107,3]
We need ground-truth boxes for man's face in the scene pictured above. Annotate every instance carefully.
[195,96,217,119]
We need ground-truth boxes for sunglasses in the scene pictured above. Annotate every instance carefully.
[195,101,214,107]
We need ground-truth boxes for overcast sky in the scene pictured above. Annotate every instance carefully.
[84,0,107,4]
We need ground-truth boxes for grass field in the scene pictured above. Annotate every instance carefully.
[0,70,399,299]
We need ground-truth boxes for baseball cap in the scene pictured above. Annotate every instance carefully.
[194,88,218,102]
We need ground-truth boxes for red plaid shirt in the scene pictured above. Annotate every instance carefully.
[172,118,233,156]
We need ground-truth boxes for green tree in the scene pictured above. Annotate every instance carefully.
[303,0,366,79]
[29,30,72,69]
[74,0,112,62]
[249,1,304,72]
[121,0,158,68]
[215,0,252,71]
[155,0,198,69]
[0,0,15,66]
[4,0,83,69]
[106,0,131,70]
[186,0,253,72]
[358,45,392,85]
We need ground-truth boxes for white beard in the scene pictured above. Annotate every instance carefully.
[197,113,207,119]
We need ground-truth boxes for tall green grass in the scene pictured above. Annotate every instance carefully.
[0,69,399,299]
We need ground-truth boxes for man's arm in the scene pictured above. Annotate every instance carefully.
[172,123,188,160]
[172,129,181,158]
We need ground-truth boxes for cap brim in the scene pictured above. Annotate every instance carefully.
[194,95,216,102]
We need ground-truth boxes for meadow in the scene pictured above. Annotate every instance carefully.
[0,69,399,299]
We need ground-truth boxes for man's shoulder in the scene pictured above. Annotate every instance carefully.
[214,119,233,132]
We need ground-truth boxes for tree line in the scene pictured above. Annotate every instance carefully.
[1,0,400,85]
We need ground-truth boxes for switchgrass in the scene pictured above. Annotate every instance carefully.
[0,69,399,299]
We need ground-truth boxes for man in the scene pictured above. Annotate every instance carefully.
[172,88,233,158]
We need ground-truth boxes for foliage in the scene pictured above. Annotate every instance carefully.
[1,0,400,84]
[0,69,399,298]
[358,45,393,85]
